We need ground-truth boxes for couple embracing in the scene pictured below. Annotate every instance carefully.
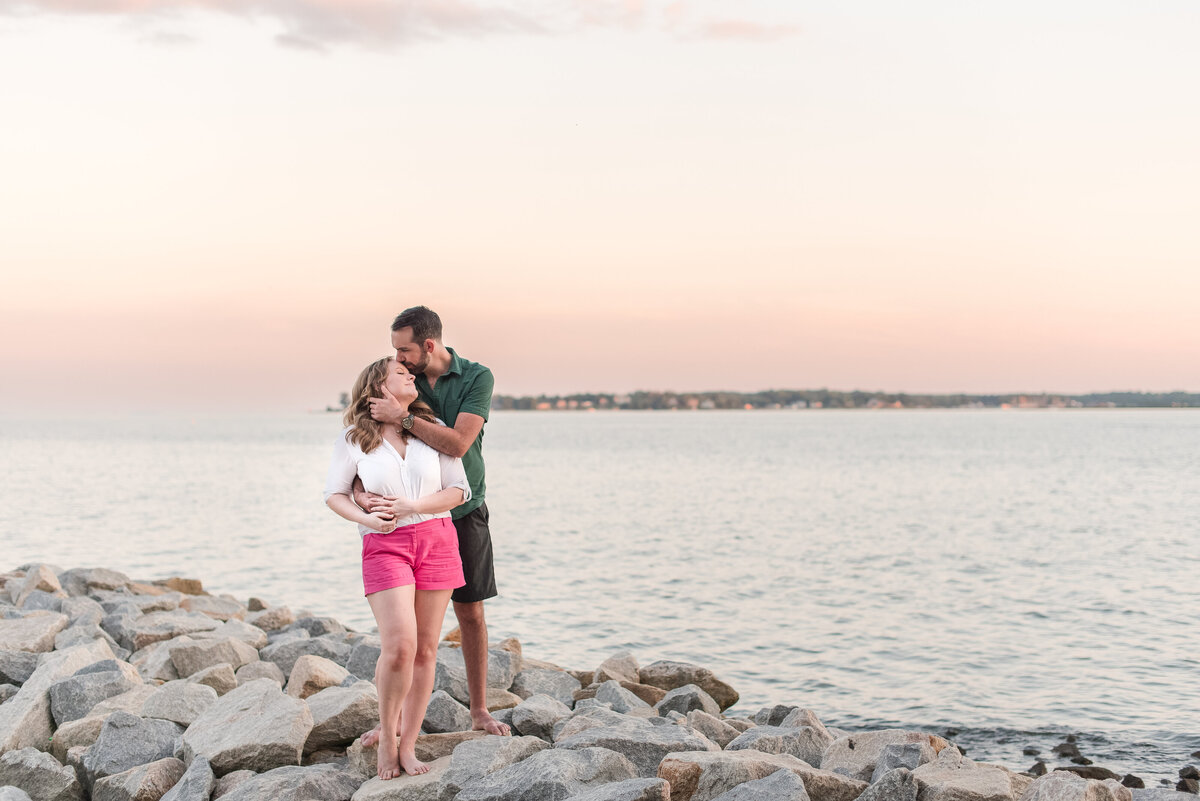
[323,305,506,780]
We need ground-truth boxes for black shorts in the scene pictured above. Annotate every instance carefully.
[451,502,497,604]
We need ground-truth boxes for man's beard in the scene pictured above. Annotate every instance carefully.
[405,352,430,375]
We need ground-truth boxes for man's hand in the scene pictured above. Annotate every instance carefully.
[369,495,421,520]
[352,484,389,512]
[368,386,407,426]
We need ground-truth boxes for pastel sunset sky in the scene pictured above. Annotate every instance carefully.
[2,0,1197,411]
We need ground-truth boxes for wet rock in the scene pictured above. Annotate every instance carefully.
[726,725,831,768]
[260,634,351,675]
[437,735,551,800]
[247,598,268,612]
[287,654,350,699]
[245,606,295,632]
[639,662,739,712]
[350,755,450,801]
[235,661,285,687]
[82,711,183,786]
[211,770,255,799]
[0,747,83,801]
[1122,777,1145,790]
[159,756,214,801]
[423,690,473,734]
[709,767,812,801]
[1060,767,1123,782]
[1053,743,1083,759]
[346,639,381,682]
[1018,770,1132,801]
[125,612,220,652]
[180,596,245,622]
[655,685,720,718]
[140,680,218,726]
[821,731,950,783]
[566,777,672,801]
[455,746,638,801]
[595,681,652,715]
[1177,780,1198,795]
[595,652,641,685]
[0,650,39,685]
[509,693,571,741]
[210,763,360,801]
[858,768,918,801]
[686,711,743,749]
[555,717,720,777]
[657,750,867,801]
[0,639,114,752]
[1031,763,1048,777]
[0,612,70,653]
[49,661,142,725]
[1025,749,1041,757]
[871,743,937,783]
[510,669,581,708]
[186,663,237,696]
[171,638,258,678]
[180,678,314,776]
[304,680,379,754]
[91,757,185,801]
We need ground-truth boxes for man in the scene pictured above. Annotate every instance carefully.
[355,305,509,737]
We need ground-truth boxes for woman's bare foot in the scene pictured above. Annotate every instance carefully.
[399,750,429,775]
[472,709,511,736]
[377,734,401,780]
[360,725,382,748]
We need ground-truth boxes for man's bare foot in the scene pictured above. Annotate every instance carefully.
[378,734,401,780]
[399,750,429,775]
[361,725,382,748]
[472,709,511,736]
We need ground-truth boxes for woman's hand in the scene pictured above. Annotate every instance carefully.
[362,512,396,533]
[369,494,422,520]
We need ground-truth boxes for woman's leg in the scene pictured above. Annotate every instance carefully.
[398,588,454,775]
[367,584,417,780]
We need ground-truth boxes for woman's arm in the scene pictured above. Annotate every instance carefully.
[327,493,395,532]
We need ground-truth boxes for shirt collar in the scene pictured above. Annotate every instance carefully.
[444,347,464,377]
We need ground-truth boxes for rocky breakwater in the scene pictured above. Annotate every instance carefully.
[0,563,1195,801]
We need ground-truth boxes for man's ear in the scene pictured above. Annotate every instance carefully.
[424,339,436,353]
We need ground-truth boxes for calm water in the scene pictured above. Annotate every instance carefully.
[2,410,1198,781]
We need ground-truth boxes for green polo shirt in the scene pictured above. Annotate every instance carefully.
[415,348,493,519]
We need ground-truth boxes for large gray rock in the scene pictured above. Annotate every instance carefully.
[654,685,719,718]
[140,680,218,726]
[657,751,867,801]
[594,652,641,685]
[159,756,215,801]
[0,650,39,685]
[0,748,83,801]
[0,639,114,752]
[552,707,633,743]
[555,718,720,777]
[726,726,831,768]
[423,690,474,734]
[350,756,451,801]
[215,764,361,801]
[82,711,183,786]
[186,663,237,696]
[179,678,314,776]
[286,617,345,638]
[13,566,62,609]
[0,685,16,704]
[434,649,470,705]
[122,612,220,652]
[286,654,350,699]
[179,596,245,622]
[566,778,671,801]
[455,747,638,801]
[638,662,739,711]
[211,769,254,798]
[510,694,572,741]
[244,606,295,632]
[910,750,1020,801]
[209,620,268,650]
[59,598,105,628]
[0,613,70,653]
[0,787,33,801]
[686,712,742,750]
[437,734,550,801]
[871,745,935,784]
[19,592,64,614]
[438,645,520,694]
[235,661,285,687]
[858,768,918,801]
[91,757,185,801]
[754,706,800,728]
[1017,771,1132,801]
[260,634,351,675]
[57,569,131,597]
[304,681,379,754]
[53,625,125,658]
[510,669,580,708]
[822,731,950,784]
[1130,791,1196,801]
[594,682,651,715]
[170,638,258,678]
[345,639,381,682]
[49,662,141,725]
[710,768,812,801]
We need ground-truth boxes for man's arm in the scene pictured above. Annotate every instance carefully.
[407,413,483,459]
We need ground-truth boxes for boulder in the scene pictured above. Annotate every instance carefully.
[510,669,581,708]
[657,751,867,801]
[89,685,158,718]
[180,678,314,775]
[638,663,738,712]
[1129,792,1195,801]
[872,745,936,784]
[58,569,131,596]
[53,625,125,657]
[304,681,379,753]
[140,680,218,726]
[434,651,470,705]
[456,747,639,801]
[208,620,268,650]
[180,596,245,622]
[245,607,295,632]
[654,685,719,718]
[345,639,381,682]
[437,735,551,800]
[595,652,641,685]
[555,718,720,777]
[595,682,651,715]
[129,640,187,684]
[235,661,285,687]
[822,731,951,783]
[13,566,62,608]
[124,612,219,652]
[0,748,83,801]
[910,750,1019,801]
[49,716,105,762]
[754,707,800,728]
[0,639,114,752]
[510,694,572,741]
[186,664,238,696]
[260,634,351,675]
[726,726,831,768]
[685,712,742,750]
[211,770,255,799]
[0,613,70,653]
[567,778,672,801]
[286,617,346,637]
[423,690,473,734]
[0,685,15,704]
[82,711,184,786]
[0,650,39,685]
[553,707,634,742]
[287,654,350,699]
[486,688,524,711]
[858,768,918,801]
[779,710,831,734]
[0,787,33,801]
[709,768,812,801]
[59,598,105,628]
[170,638,258,678]
[49,661,142,725]
[20,591,65,614]
[91,757,185,801]
[619,683,668,708]
[214,764,362,801]
[1018,771,1133,801]
[350,756,451,801]
[160,756,215,801]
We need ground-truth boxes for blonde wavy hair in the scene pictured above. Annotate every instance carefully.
[343,357,437,453]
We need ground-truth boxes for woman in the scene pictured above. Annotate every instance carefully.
[324,357,470,779]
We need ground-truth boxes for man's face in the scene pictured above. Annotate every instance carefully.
[391,327,431,375]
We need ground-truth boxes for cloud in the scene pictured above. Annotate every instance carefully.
[0,0,796,48]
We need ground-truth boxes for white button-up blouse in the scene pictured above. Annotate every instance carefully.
[324,426,472,537]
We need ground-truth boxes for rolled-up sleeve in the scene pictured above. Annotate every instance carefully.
[323,429,358,502]
[438,452,472,503]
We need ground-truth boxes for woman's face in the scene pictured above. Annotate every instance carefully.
[383,359,419,404]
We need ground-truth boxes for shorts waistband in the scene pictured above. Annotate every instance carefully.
[381,516,452,536]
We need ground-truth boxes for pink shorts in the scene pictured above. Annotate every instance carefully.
[361,516,465,596]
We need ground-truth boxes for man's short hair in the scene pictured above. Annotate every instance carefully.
[391,306,443,343]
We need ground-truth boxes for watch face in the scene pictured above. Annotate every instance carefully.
[402,415,414,430]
